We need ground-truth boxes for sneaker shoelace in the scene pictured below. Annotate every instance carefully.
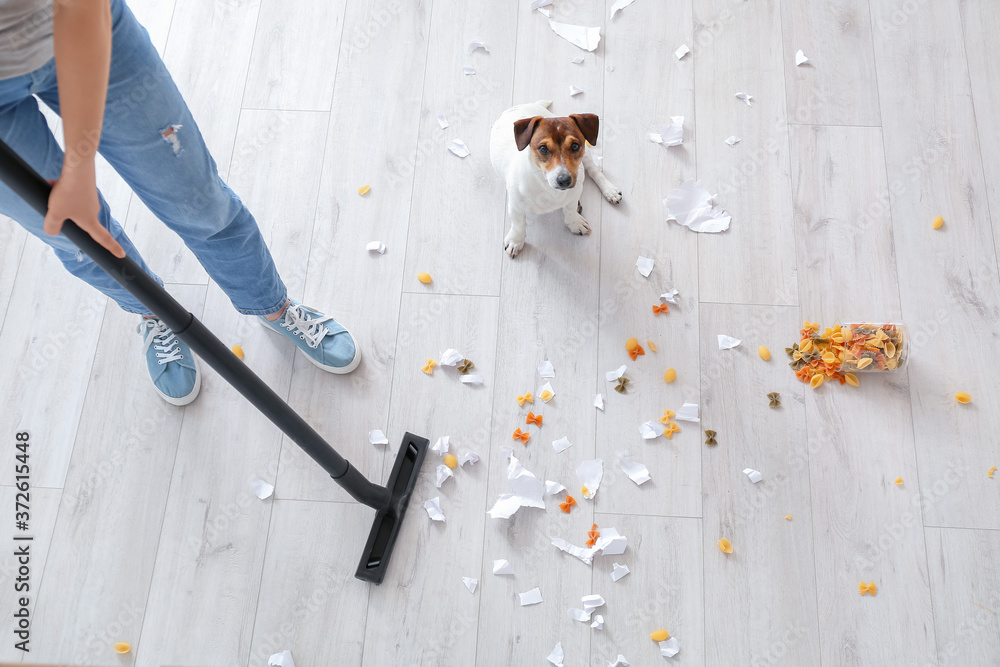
[277,304,333,349]
[139,318,184,365]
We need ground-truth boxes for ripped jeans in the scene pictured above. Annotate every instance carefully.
[0,0,287,317]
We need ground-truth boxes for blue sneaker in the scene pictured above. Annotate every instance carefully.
[258,299,361,374]
[137,317,200,405]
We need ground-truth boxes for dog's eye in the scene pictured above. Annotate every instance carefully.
[571,143,580,152]
[538,145,550,155]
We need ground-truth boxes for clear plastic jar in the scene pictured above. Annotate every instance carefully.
[836,322,908,372]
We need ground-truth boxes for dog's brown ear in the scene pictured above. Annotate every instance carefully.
[513,116,543,151]
[569,113,600,146]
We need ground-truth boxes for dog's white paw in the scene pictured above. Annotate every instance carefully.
[564,213,591,236]
[602,182,623,204]
[504,233,525,258]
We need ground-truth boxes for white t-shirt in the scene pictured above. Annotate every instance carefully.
[0,0,54,80]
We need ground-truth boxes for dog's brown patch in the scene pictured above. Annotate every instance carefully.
[513,113,599,188]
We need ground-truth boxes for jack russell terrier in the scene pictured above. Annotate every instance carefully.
[489,100,622,258]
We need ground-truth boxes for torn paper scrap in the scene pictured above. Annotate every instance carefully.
[268,650,295,667]
[568,608,592,622]
[611,562,631,581]
[462,576,479,593]
[440,349,464,366]
[463,66,476,75]
[582,594,605,609]
[538,359,555,378]
[458,451,480,466]
[551,537,597,565]
[424,497,445,522]
[595,527,627,555]
[795,49,810,66]
[675,44,690,60]
[636,256,654,277]
[552,436,574,454]
[618,451,652,485]
[447,140,471,158]
[493,559,514,575]
[605,365,627,382]
[675,402,700,423]
[549,19,601,51]
[660,289,679,304]
[743,468,763,484]
[569,85,584,96]
[519,587,543,606]
[460,374,484,384]
[609,656,630,667]
[664,179,732,233]
[539,381,555,402]
[639,420,665,440]
[538,7,551,16]
[467,40,490,54]
[660,637,680,657]
[431,435,450,455]
[577,459,604,499]
[545,480,566,495]
[570,55,584,64]
[547,642,564,667]
[725,136,741,147]
[610,0,636,18]
[529,0,552,9]
[651,116,683,147]
[487,456,545,519]
[435,464,454,488]
[735,92,753,107]
[365,241,386,254]
[368,429,389,445]
[594,393,605,410]
[718,334,742,350]
[437,112,450,129]
[591,615,604,630]
[249,476,274,500]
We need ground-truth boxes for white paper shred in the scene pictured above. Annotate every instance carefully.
[268,650,295,667]
[597,527,627,555]
[447,139,471,157]
[431,436,450,455]
[735,92,753,107]
[249,475,274,500]
[569,85,584,96]
[440,349,464,366]
[460,374,484,384]
[663,179,732,233]
[463,66,476,75]
[539,381,555,401]
[548,19,601,51]
[594,393,605,410]
[611,562,631,581]
[591,614,604,630]
[437,112,450,129]
[538,359,555,378]
[538,6,551,16]
[552,436,574,454]
[546,642,565,667]
[570,55,584,64]
[487,456,545,519]
[551,537,598,565]
[675,402,700,423]
[467,40,490,54]
[493,559,514,575]
[568,608,592,622]
[618,451,652,485]
[582,594,605,609]
[368,429,389,445]
[458,451,480,466]
[529,0,552,9]
[743,468,763,484]
[636,255,654,277]
[365,240,386,254]
[639,420,665,440]
[660,288,679,304]
[610,0,636,17]
[545,480,566,495]
[718,334,742,350]
[650,116,684,147]
[520,587,543,606]
[795,49,810,66]
[435,464,454,488]
[725,136,741,147]
[675,44,690,59]
[659,637,680,657]
[605,365,627,382]
[577,459,604,499]
[462,576,479,593]
[424,497,446,522]
[609,656,630,667]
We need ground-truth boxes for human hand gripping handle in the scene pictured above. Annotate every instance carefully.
[42,167,125,258]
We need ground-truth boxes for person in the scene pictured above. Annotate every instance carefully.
[0,0,359,406]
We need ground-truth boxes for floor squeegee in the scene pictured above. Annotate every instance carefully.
[0,138,427,584]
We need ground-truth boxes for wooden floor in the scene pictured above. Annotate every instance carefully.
[2,0,999,665]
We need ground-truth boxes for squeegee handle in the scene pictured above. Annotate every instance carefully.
[0,140,388,509]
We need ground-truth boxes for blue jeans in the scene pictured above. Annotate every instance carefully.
[0,0,287,317]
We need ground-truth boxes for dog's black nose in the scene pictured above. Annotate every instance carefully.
[556,173,572,188]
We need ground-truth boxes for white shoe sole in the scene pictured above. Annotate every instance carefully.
[257,316,362,375]
[154,354,202,406]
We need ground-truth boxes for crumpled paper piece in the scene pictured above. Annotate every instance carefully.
[424,497,445,522]
[577,459,603,499]
[546,641,564,666]
[718,334,741,349]
[268,650,295,667]
[664,179,731,233]
[548,19,601,51]
[618,451,651,485]
[487,456,545,519]
[368,429,389,445]
[249,475,274,500]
